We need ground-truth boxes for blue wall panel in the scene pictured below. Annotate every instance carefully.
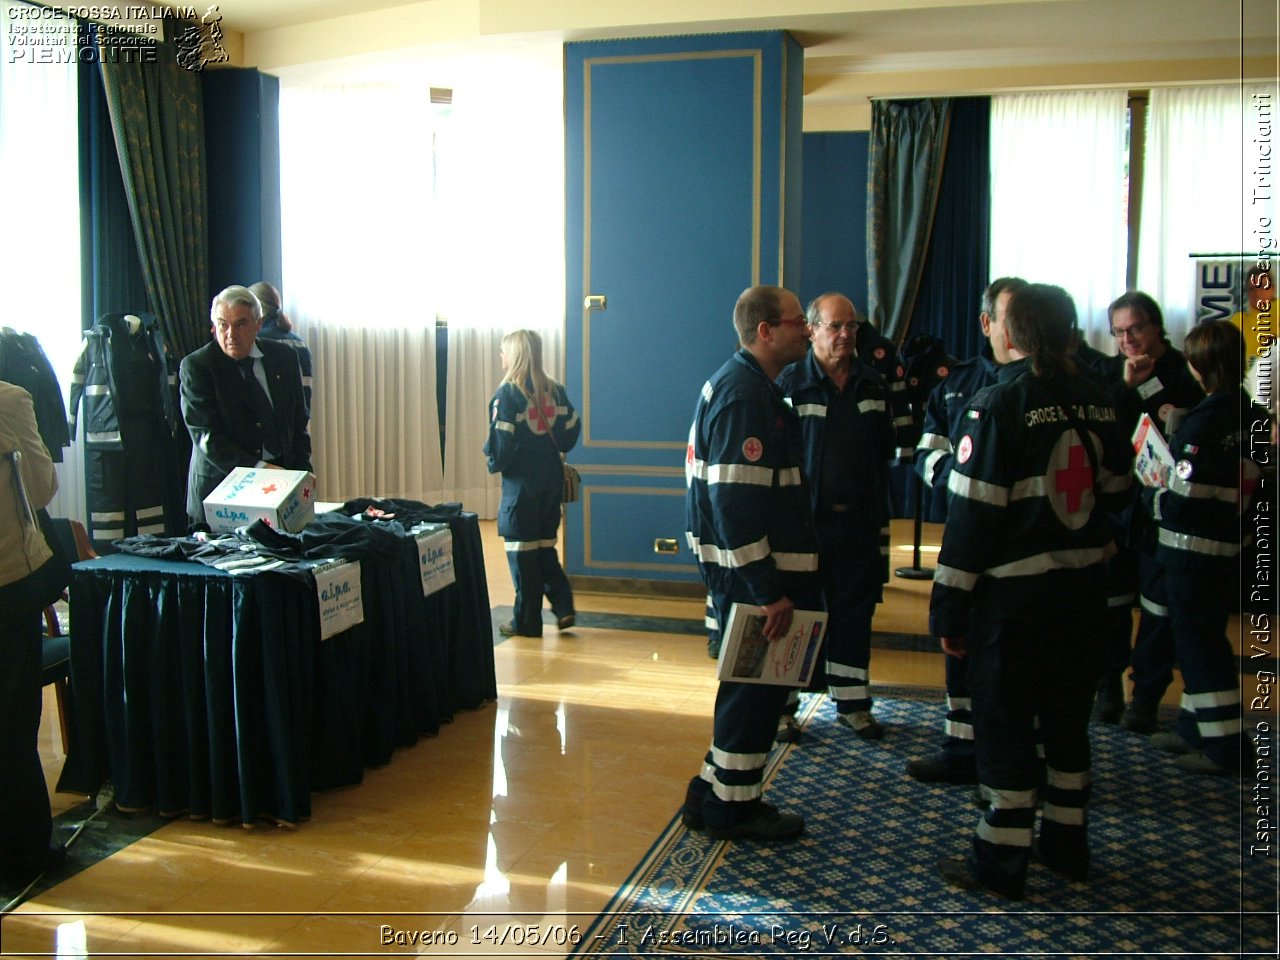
[800,131,869,311]
[564,33,802,584]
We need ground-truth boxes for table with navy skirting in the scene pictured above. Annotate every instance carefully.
[57,511,495,825]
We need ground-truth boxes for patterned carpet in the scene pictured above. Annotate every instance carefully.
[574,692,1276,958]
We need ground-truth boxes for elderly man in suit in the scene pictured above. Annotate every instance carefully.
[180,284,312,528]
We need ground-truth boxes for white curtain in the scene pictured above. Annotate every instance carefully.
[279,82,445,504]
[0,1,85,523]
[1137,83,1278,345]
[989,90,1129,350]
[279,37,565,517]
[433,37,565,516]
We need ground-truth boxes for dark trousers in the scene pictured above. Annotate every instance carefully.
[0,592,52,882]
[506,546,574,637]
[815,521,881,714]
[1130,554,1175,709]
[500,485,574,637]
[966,598,1104,898]
[1097,547,1138,681]
[940,653,976,763]
[86,441,170,547]
[685,591,792,828]
[1167,567,1243,769]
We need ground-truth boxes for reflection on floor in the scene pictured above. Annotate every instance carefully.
[7,519,1197,955]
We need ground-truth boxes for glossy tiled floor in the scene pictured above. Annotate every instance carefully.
[6,520,1180,957]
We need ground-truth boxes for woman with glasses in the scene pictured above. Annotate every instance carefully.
[1094,292,1204,734]
[484,330,579,638]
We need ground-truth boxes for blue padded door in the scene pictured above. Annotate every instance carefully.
[564,32,802,586]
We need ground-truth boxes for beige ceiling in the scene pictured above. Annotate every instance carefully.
[196,0,1274,120]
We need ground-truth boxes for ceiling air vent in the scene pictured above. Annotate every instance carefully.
[430,88,453,105]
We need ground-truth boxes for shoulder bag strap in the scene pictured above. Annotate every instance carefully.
[529,389,564,457]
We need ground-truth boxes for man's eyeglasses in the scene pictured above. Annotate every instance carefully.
[1110,319,1148,340]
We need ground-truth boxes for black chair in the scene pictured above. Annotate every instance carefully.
[40,518,95,753]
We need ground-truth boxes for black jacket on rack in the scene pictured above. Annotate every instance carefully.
[0,328,70,462]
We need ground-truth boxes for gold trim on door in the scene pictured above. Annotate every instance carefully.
[581,49,763,450]
[582,486,698,573]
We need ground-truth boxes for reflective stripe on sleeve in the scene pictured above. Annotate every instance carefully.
[948,470,1010,507]
[1157,528,1239,557]
[934,563,980,591]
[1168,475,1237,503]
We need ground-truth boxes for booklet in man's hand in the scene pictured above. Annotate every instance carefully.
[716,603,827,687]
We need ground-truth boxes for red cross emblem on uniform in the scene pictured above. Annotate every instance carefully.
[742,436,763,462]
[529,400,556,433]
[1054,443,1093,513]
[686,442,695,466]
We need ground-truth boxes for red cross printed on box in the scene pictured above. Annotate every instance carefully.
[261,482,279,494]
[1054,442,1093,514]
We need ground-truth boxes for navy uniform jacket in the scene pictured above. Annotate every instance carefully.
[855,323,915,459]
[1151,388,1262,572]
[776,349,895,547]
[180,338,312,521]
[1103,347,1204,550]
[70,313,178,452]
[1104,347,1204,438]
[484,379,580,539]
[914,345,999,502]
[929,358,1134,638]
[259,317,314,412]
[685,349,819,607]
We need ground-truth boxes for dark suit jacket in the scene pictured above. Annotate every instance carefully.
[180,338,312,523]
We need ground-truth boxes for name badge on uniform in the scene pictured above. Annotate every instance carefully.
[1136,376,1164,400]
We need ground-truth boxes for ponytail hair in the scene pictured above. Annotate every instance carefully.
[1004,283,1079,379]
[249,281,293,333]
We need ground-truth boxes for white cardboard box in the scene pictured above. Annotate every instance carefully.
[203,466,317,534]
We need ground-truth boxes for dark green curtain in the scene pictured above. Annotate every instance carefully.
[909,97,991,360]
[96,22,209,358]
[78,28,149,332]
[866,99,952,344]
